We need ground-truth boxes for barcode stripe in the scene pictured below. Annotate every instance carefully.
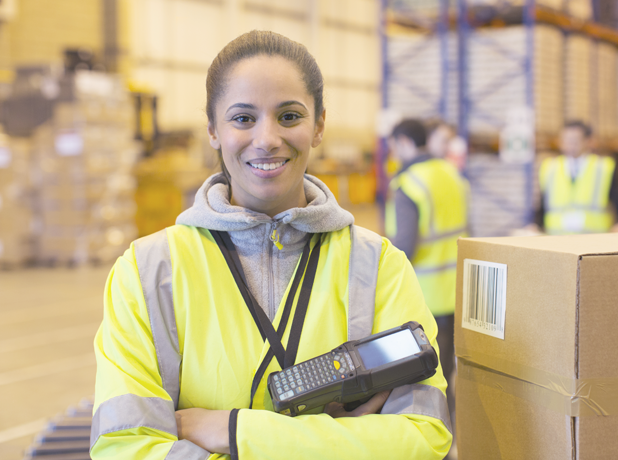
[462,260,507,338]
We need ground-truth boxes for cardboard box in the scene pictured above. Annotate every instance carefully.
[455,234,618,460]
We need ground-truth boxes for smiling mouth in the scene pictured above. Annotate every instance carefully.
[247,159,289,171]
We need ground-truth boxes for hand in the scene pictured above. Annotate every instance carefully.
[175,408,231,454]
[324,390,391,418]
[611,223,618,233]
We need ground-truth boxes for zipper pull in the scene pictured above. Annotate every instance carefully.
[270,225,283,250]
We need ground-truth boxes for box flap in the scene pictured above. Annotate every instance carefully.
[465,233,618,257]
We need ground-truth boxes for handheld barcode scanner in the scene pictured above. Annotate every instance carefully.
[267,321,438,416]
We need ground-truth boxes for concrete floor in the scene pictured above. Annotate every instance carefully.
[0,203,383,460]
[0,265,111,460]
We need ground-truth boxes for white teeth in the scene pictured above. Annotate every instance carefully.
[249,161,286,171]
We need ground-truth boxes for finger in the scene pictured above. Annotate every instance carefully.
[324,401,345,418]
[351,390,391,417]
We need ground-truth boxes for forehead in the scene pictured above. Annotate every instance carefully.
[219,55,312,109]
[563,127,586,137]
[433,125,452,135]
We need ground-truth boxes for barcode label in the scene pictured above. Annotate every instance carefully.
[462,259,508,339]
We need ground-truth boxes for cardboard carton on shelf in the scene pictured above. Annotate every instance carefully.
[455,234,618,460]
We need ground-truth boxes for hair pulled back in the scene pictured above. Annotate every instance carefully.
[206,30,324,122]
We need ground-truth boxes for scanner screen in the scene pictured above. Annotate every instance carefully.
[357,329,421,369]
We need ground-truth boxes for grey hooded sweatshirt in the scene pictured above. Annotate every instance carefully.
[176,173,354,321]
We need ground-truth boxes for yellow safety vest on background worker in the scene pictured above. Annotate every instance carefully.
[90,224,452,459]
[386,159,468,317]
[539,154,616,235]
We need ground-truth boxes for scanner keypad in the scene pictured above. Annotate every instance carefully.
[275,351,355,400]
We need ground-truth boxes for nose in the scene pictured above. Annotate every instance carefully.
[252,118,282,153]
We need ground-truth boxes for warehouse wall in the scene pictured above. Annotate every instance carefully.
[126,0,381,151]
[0,0,102,67]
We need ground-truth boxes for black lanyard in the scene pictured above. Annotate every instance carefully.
[211,230,322,407]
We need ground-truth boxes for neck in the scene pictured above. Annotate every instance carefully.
[229,181,308,218]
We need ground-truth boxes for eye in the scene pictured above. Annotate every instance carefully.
[280,112,302,123]
[232,114,254,124]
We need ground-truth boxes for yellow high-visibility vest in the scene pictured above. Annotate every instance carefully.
[386,159,468,317]
[91,224,452,459]
[539,154,615,235]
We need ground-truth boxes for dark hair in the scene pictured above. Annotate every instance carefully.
[206,30,324,123]
[391,119,427,148]
[564,120,592,138]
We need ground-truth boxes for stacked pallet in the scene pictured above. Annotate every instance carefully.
[466,25,564,138]
[0,136,35,267]
[594,42,618,141]
[466,153,536,236]
[386,24,563,139]
[33,71,139,265]
[566,0,593,20]
[385,30,458,125]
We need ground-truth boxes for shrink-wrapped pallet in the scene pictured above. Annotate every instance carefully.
[385,25,563,141]
[33,71,140,265]
[566,0,593,20]
[466,25,563,138]
[564,33,592,125]
[385,29,459,125]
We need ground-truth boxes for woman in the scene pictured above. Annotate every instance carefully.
[91,31,452,459]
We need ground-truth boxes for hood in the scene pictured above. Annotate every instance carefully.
[176,172,354,233]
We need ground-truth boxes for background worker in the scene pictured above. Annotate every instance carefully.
[385,119,468,433]
[91,32,452,459]
[533,120,618,234]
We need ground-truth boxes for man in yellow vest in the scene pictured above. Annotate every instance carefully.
[385,119,468,437]
[534,121,618,234]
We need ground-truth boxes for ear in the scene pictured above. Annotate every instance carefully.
[311,109,326,148]
[207,121,221,150]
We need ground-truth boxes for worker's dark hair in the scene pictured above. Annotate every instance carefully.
[564,120,592,138]
[206,30,324,123]
[391,119,427,148]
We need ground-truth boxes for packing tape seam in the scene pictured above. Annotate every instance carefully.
[456,348,618,417]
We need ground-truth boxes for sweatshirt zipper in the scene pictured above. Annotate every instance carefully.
[268,220,283,320]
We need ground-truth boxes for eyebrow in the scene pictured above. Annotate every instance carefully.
[225,100,308,115]
[277,100,307,110]
[225,103,255,114]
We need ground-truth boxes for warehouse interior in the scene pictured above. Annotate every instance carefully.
[1,0,618,459]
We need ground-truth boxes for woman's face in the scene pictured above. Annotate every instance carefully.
[208,55,325,217]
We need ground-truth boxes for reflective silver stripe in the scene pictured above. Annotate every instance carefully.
[90,394,177,449]
[165,439,210,459]
[546,205,607,213]
[591,157,604,208]
[543,159,559,211]
[134,229,182,409]
[414,262,458,276]
[382,383,452,434]
[347,225,382,341]
[405,171,436,236]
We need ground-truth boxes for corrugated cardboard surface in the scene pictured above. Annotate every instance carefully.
[577,255,618,379]
[457,360,573,460]
[455,234,618,460]
[455,238,580,380]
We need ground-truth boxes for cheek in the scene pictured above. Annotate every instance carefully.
[220,128,250,156]
[289,127,315,152]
